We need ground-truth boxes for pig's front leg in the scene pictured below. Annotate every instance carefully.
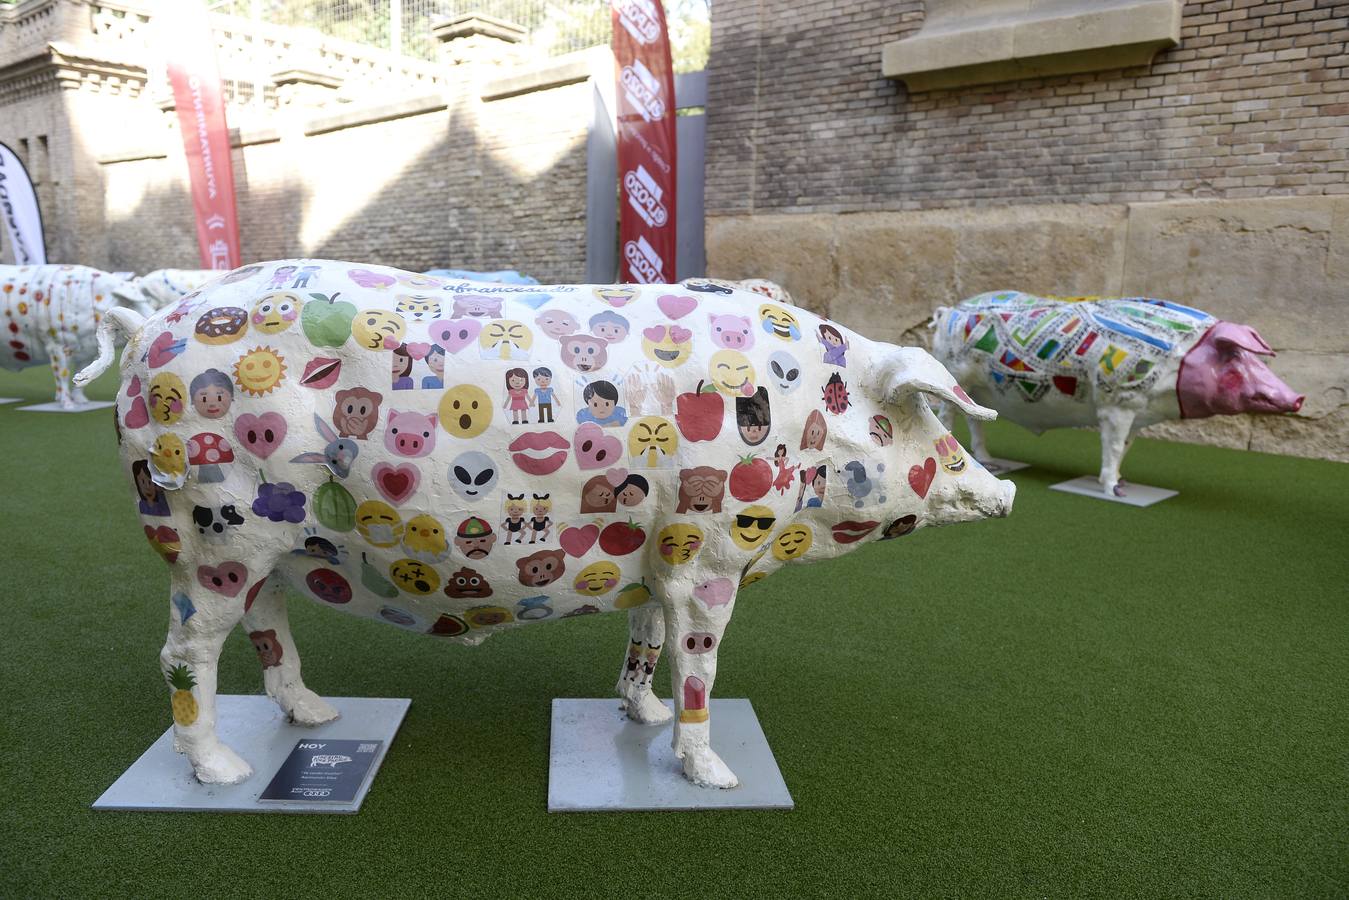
[160,573,255,784]
[242,576,339,726]
[616,605,672,724]
[45,340,74,408]
[662,583,739,789]
[1097,406,1137,496]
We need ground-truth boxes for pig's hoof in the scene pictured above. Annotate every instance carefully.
[193,744,253,784]
[623,692,673,725]
[682,747,739,789]
[1112,484,1126,497]
[285,689,340,726]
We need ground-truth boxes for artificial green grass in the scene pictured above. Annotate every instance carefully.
[1,363,1345,898]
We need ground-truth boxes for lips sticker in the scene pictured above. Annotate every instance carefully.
[831,520,879,544]
[300,357,341,388]
[908,457,937,498]
[657,294,698,320]
[372,462,420,505]
[428,318,482,353]
[509,431,571,475]
[559,523,600,557]
[234,412,288,459]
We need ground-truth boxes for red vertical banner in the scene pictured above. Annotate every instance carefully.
[162,2,241,271]
[611,0,678,284]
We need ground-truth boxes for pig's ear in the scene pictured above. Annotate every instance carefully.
[881,347,997,421]
[1212,322,1275,356]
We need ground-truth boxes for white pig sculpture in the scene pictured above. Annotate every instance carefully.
[932,291,1304,496]
[113,268,219,313]
[0,263,147,407]
[77,259,1015,788]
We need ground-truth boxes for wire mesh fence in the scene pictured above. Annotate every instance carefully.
[205,1,707,68]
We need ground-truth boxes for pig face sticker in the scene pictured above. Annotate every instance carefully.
[352,309,407,351]
[709,313,754,350]
[759,304,801,341]
[767,351,802,394]
[560,334,609,373]
[449,451,499,502]
[479,320,532,360]
[641,324,693,368]
[934,433,966,474]
[385,410,438,458]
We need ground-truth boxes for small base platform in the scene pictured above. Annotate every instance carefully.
[92,695,409,814]
[1049,475,1178,507]
[977,457,1031,476]
[18,399,115,413]
[548,698,793,812]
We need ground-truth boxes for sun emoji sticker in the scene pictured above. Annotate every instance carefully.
[233,346,286,397]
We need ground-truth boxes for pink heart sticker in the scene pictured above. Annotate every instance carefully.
[670,325,693,343]
[559,524,600,558]
[127,375,142,397]
[372,462,420,505]
[657,294,698,320]
[642,325,667,342]
[233,413,288,459]
[405,342,432,361]
[908,457,937,499]
[197,562,249,598]
[124,396,150,429]
[604,467,629,488]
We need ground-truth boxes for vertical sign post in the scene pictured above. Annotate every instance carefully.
[162,1,241,271]
[611,0,678,284]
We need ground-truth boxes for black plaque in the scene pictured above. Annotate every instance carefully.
[259,739,383,804]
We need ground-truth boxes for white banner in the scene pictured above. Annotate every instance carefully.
[0,142,46,265]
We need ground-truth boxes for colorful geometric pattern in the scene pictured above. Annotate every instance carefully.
[937,291,1215,401]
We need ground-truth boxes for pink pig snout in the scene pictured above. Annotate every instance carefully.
[1178,322,1304,418]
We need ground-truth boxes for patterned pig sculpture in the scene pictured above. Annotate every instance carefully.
[113,268,219,312]
[932,291,1304,496]
[78,259,1015,788]
[1,264,142,407]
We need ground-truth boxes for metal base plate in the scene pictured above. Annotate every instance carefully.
[978,457,1031,475]
[92,695,410,814]
[548,699,794,812]
[17,400,116,413]
[1049,475,1178,507]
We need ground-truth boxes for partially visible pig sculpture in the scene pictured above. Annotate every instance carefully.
[932,291,1304,496]
[1,264,144,407]
[77,259,1014,789]
[114,268,218,312]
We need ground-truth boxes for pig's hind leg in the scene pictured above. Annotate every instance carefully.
[1097,407,1137,496]
[616,605,673,725]
[242,575,339,726]
[661,582,739,789]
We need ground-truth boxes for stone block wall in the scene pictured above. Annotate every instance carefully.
[704,0,1348,461]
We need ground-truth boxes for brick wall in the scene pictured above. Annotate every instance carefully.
[706,0,1348,214]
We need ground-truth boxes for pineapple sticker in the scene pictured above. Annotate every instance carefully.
[166,664,199,726]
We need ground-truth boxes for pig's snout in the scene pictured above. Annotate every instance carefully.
[996,479,1016,518]
[398,435,424,454]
